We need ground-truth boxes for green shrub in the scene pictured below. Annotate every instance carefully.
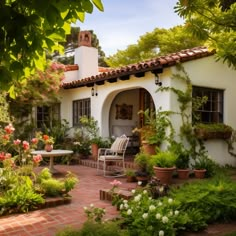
[36,168,52,183]
[64,172,78,193]
[40,178,65,197]
[170,175,236,223]
[0,176,44,215]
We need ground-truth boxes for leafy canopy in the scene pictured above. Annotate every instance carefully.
[105,25,205,67]
[175,0,236,69]
[0,0,104,91]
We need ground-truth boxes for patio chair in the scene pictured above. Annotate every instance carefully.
[96,134,129,177]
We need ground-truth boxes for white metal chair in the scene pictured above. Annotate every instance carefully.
[96,134,129,177]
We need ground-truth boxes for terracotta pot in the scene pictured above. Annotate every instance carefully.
[45,144,53,152]
[141,141,156,155]
[194,169,206,179]
[177,169,190,179]
[153,166,175,184]
[136,176,149,186]
[91,143,99,160]
[126,176,136,183]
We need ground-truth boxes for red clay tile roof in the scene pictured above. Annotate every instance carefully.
[62,46,215,89]
[65,64,79,71]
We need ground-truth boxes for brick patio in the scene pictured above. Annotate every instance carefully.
[0,163,137,236]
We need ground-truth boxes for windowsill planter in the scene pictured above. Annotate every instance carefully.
[194,123,233,140]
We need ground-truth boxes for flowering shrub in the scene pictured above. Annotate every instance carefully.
[83,204,106,223]
[0,123,42,168]
[40,134,55,145]
[118,187,187,236]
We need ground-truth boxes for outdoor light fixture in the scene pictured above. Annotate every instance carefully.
[154,73,162,86]
[91,86,98,96]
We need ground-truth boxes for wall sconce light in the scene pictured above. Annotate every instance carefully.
[91,86,98,96]
[154,73,162,86]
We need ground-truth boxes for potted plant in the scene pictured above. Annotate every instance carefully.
[194,123,233,140]
[192,155,208,179]
[133,108,172,155]
[125,169,136,182]
[134,152,153,185]
[151,150,177,184]
[169,142,190,179]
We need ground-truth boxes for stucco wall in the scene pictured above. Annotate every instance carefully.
[61,55,236,166]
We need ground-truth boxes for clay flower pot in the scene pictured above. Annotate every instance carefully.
[153,166,176,184]
[194,169,206,179]
[177,169,190,179]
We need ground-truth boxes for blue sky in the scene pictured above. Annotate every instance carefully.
[76,0,184,56]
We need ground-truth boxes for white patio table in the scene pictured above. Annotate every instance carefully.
[31,149,73,173]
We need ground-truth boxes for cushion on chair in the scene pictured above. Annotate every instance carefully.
[98,155,124,161]
[110,135,128,153]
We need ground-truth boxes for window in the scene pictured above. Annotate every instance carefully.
[73,98,91,126]
[192,86,224,123]
[37,104,60,128]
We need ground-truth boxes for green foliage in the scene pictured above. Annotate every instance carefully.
[0,91,11,124]
[170,175,236,223]
[105,25,205,67]
[40,178,65,197]
[0,0,104,91]
[0,176,44,215]
[57,220,125,236]
[151,151,177,168]
[168,141,190,169]
[195,123,233,132]
[175,0,236,69]
[135,108,173,146]
[36,168,78,197]
[134,152,153,175]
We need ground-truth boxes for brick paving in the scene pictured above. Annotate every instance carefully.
[0,164,137,236]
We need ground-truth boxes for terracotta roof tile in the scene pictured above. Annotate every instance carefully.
[62,46,215,89]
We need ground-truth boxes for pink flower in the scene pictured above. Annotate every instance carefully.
[14,139,21,145]
[5,153,12,159]
[0,152,6,161]
[31,138,38,144]
[3,134,10,140]
[4,124,15,134]
[110,179,122,187]
[22,141,30,150]
[33,154,42,163]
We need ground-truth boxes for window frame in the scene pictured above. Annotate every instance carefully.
[192,86,224,124]
[73,98,91,126]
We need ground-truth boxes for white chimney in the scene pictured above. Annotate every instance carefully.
[74,31,99,79]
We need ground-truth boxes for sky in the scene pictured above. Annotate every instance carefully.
[76,0,185,56]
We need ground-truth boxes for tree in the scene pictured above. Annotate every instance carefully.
[175,0,236,69]
[105,25,205,67]
[0,0,104,91]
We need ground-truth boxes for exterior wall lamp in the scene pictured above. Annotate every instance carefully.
[154,73,162,86]
[91,86,98,96]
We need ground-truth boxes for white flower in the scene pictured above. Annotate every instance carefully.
[119,204,124,210]
[162,216,169,223]
[158,202,163,206]
[143,190,147,194]
[127,209,132,215]
[138,181,142,185]
[142,213,148,219]
[123,199,128,204]
[169,210,173,216]
[83,206,87,210]
[159,186,164,192]
[156,213,161,219]
[134,194,141,202]
[131,189,136,194]
[174,210,179,216]
[159,230,165,236]
[124,203,129,209]
[168,198,173,204]
[149,205,156,211]
[90,203,94,208]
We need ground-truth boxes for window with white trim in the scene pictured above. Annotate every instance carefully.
[192,86,224,123]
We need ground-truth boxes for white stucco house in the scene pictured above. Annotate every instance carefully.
[56,31,236,166]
